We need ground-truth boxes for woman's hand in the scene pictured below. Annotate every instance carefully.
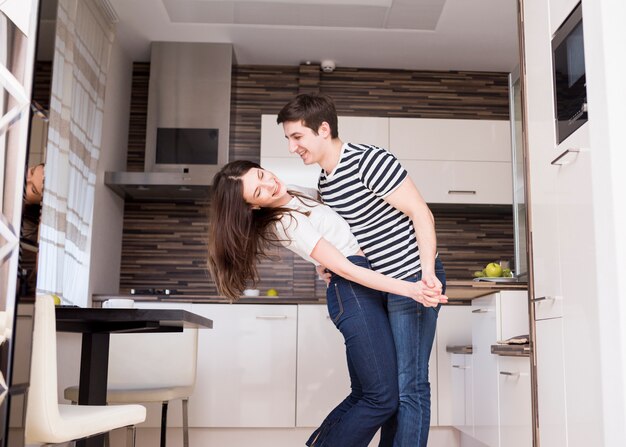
[316,264,331,285]
[405,280,448,307]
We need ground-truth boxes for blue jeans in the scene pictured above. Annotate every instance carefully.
[379,257,447,447]
[308,256,399,447]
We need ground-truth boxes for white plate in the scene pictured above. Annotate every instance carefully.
[473,277,519,283]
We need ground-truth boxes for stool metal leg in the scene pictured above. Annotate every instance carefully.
[160,401,169,447]
[126,426,136,447]
[182,398,189,447]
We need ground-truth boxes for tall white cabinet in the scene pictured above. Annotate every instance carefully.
[524,0,604,445]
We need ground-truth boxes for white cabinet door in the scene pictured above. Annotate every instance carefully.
[403,160,512,204]
[471,294,500,447]
[555,131,603,446]
[389,118,512,162]
[450,354,466,428]
[464,352,475,438]
[436,305,472,426]
[131,301,194,428]
[338,116,389,149]
[498,356,532,447]
[260,114,287,157]
[499,290,529,341]
[260,114,320,189]
[296,305,350,427]
[189,304,298,427]
[535,318,568,447]
[260,157,321,189]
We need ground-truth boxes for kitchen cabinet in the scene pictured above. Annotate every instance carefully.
[261,115,513,204]
[131,301,194,428]
[296,304,438,427]
[470,291,529,447]
[436,305,472,427]
[471,294,500,447]
[497,356,532,447]
[389,118,512,162]
[296,304,350,427]
[524,0,604,442]
[337,116,389,148]
[402,159,512,205]
[450,353,474,436]
[535,317,567,447]
[189,304,298,427]
[389,118,512,204]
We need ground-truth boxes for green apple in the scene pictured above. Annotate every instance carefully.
[473,270,486,278]
[484,262,503,277]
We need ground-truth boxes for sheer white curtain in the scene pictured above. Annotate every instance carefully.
[37,0,115,306]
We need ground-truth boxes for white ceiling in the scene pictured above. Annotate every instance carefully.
[105,0,519,72]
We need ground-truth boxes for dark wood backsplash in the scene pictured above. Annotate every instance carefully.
[119,63,513,296]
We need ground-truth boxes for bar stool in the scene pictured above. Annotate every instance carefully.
[25,295,146,445]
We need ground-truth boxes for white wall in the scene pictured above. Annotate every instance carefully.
[86,36,133,301]
[584,0,626,445]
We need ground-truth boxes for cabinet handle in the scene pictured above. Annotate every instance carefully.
[550,148,580,166]
[531,295,562,302]
[452,365,469,369]
[472,309,490,313]
[448,190,477,195]
[256,315,288,320]
[500,371,529,377]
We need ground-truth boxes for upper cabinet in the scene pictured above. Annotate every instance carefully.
[261,115,513,203]
[389,118,512,162]
[337,116,389,148]
[389,118,513,205]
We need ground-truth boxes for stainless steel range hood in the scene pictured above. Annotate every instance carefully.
[104,170,216,200]
[105,42,232,200]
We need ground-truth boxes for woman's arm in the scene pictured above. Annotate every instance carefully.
[309,238,447,306]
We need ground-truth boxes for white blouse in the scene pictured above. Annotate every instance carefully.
[273,192,361,266]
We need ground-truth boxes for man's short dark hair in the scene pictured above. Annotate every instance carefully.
[277,93,339,139]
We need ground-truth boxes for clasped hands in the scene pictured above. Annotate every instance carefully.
[408,276,448,307]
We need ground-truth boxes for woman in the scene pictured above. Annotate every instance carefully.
[207,160,447,447]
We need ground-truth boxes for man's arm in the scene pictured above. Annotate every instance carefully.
[383,177,442,290]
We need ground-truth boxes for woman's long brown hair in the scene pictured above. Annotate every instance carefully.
[207,160,312,300]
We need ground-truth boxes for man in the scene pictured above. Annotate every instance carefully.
[278,93,446,447]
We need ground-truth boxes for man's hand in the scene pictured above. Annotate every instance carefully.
[420,271,443,292]
[405,279,448,307]
[316,264,331,286]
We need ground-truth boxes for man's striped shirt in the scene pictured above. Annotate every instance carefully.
[318,143,421,279]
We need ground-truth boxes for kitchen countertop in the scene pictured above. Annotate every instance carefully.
[490,343,531,357]
[446,345,473,354]
[94,280,527,305]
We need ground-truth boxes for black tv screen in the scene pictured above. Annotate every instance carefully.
[156,128,219,164]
